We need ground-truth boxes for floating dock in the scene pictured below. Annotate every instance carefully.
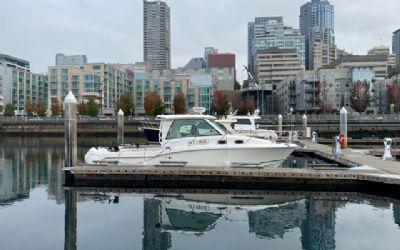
[64,141,400,197]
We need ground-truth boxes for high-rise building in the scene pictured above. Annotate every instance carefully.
[248,17,284,76]
[255,48,304,86]
[393,29,400,66]
[311,41,337,70]
[143,0,171,70]
[300,0,335,69]
[251,48,304,114]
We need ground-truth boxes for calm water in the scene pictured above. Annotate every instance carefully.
[0,137,400,250]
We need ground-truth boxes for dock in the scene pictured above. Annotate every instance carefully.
[64,141,400,197]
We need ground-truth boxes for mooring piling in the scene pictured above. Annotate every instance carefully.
[64,91,77,168]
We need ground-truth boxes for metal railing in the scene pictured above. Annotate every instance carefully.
[260,114,400,122]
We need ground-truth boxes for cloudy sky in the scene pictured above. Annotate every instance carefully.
[1,0,399,82]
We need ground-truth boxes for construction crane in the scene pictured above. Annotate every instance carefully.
[243,66,263,114]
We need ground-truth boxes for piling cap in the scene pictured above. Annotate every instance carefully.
[303,114,307,119]
[64,91,77,104]
[278,114,282,119]
[118,109,124,116]
[340,107,348,114]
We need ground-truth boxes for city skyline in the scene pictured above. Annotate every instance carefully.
[1,0,399,82]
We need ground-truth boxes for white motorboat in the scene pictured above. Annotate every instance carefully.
[85,112,297,168]
[217,112,278,141]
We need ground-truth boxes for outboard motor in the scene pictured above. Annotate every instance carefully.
[382,138,394,161]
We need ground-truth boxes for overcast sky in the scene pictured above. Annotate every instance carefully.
[1,0,399,82]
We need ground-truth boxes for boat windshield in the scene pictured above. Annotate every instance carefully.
[211,120,230,135]
[166,119,223,140]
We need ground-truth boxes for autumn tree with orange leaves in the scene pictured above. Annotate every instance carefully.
[238,95,256,115]
[211,90,230,115]
[173,90,186,114]
[387,81,400,112]
[144,91,165,116]
[350,80,370,113]
[51,98,62,116]
[25,100,36,116]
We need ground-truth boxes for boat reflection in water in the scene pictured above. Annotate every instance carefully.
[1,139,400,250]
[149,192,301,236]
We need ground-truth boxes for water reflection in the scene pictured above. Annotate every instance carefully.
[0,138,400,250]
[62,190,400,250]
[0,143,65,206]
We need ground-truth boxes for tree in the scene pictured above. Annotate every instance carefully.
[144,91,165,116]
[350,80,370,113]
[116,92,135,116]
[211,90,230,115]
[25,100,36,116]
[234,80,241,90]
[51,98,62,116]
[87,97,99,117]
[386,81,400,112]
[317,81,334,113]
[4,104,14,117]
[173,90,186,114]
[238,95,256,115]
[36,100,46,117]
[78,101,88,116]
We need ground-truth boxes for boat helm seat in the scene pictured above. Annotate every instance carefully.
[190,124,199,136]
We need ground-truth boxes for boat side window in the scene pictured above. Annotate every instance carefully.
[166,119,221,140]
[235,118,251,125]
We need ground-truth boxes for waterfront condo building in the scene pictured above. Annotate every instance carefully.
[48,63,128,115]
[133,66,212,115]
[277,54,391,115]
[0,54,48,112]
[143,0,171,70]
[300,0,335,69]
[393,29,400,66]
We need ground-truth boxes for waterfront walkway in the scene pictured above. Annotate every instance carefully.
[302,140,400,185]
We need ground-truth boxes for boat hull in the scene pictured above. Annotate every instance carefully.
[85,144,295,168]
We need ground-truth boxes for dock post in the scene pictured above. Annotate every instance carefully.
[302,114,307,139]
[64,92,77,168]
[278,114,282,138]
[340,107,348,149]
[118,109,124,145]
[64,189,77,250]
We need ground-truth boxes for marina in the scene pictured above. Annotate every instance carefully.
[58,97,400,197]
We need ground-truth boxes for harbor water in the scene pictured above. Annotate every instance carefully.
[0,137,399,250]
